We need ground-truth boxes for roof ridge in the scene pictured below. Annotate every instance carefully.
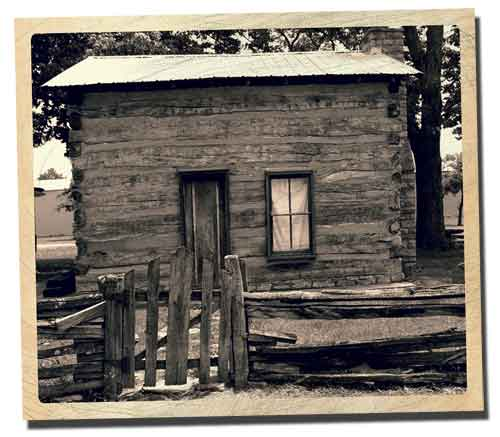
[88,50,364,59]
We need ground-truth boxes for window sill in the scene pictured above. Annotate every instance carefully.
[266,254,316,266]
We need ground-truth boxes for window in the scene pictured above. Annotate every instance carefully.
[265,171,315,262]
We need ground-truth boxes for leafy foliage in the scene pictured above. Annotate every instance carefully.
[38,167,64,180]
[442,153,463,196]
[442,153,463,226]
[441,27,462,139]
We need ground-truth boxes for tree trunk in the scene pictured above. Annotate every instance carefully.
[457,189,463,226]
[405,26,448,249]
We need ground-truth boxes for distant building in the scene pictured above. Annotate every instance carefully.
[35,178,72,238]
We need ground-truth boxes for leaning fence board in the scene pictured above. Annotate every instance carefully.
[51,301,105,331]
[226,255,249,389]
[122,269,136,388]
[199,258,215,385]
[165,247,193,385]
[144,258,161,387]
[248,329,298,345]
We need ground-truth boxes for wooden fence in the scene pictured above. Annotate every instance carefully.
[244,283,466,387]
[37,272,136,401]
[37,248,466,401]
[38,293,106,401]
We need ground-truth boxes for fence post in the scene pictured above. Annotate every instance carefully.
[229,255,249,389]
[100,274,124,401]
[122,269,136,388]
[144,258,161,387]
[218,261,233,383]
[199,258,214,385]
[165,247,193,385]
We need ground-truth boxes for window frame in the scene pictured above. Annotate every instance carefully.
[265,170,316,264]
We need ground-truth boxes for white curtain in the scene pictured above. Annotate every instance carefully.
[271,177,310,252]
[290,178,310,250]
[271,179,290,251]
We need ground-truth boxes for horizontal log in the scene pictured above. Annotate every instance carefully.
[38,362,103,379]
[38,379,104,400]
[251,330,465,358]
[81,83,389,116]
[38,325,104,340]
[77,352,105,363]
[244,285,465,320]
[37,294,102,312]
[37,341,104,360]
[249,371,466,386]
[37,344,75,359]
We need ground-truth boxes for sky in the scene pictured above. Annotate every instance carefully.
[33,127,462,190]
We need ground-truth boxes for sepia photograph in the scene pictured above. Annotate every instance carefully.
[15,8,483,420]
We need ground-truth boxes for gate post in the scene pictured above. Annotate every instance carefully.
[225,255,249,390]
[99,274,124,401]
[122,270,136,388]
[165,247,193,385]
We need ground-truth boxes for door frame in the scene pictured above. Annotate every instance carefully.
[177,167,231,262]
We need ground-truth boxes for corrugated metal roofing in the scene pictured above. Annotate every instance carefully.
[43,51,419,88]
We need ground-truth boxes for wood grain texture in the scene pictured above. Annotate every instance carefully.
[218,263,233,383]
[122,270,136,388]
[226,255,249,389]
[144,258,160,387]
[73,81,405,291]
[199,258,214,385]
[100,274,124,401]
[165,247,193,385]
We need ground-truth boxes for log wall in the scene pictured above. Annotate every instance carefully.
[68,81,415,292]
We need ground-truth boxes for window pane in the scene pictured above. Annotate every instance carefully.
[291,215,310,250]
[273,215,291,251]
[290,177,309,213]
[271,178,289,214]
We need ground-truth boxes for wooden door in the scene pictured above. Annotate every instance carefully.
[183,177,225,288]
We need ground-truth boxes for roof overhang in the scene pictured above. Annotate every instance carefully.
[43,52,420,90]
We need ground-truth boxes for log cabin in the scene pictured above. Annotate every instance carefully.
[44,27,418,293]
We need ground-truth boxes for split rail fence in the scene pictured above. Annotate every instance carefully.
[37,247,466,401]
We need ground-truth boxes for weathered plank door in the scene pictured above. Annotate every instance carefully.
[182,174,226,288]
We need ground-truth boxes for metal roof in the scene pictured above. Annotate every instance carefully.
[43,51,419,88]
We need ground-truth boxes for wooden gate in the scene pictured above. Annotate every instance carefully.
[133,248,249,391]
